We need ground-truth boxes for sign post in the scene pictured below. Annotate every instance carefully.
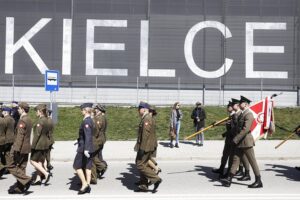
[45,70,59,123]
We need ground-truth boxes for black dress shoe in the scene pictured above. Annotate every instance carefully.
[44,172,53,184]
[78,185,91,195]
[152,179,162,192]
[24,180,31,192]
[170,143,174,148]
[98,168,107,178]
[248,176,263,188]
[174,143,179,148]
[47,165,54,171]
[31,180,42,186]
[8,188,23,194]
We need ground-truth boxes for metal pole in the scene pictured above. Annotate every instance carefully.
[178,77,181,102]
[136,77,139,105]
[95,76,98,103]
[12,75,15,101]
[219,78,222,106]
[202,84,205,105]
[260,78,263,100]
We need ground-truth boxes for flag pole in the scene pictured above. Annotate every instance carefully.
[275,132,296,149]
[184,117,229,140]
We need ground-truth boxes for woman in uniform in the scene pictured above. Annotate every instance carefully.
[30,104,52,185]
[73,103,94,195]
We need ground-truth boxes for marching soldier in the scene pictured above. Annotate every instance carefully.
[30,104,52,185]
[46,110,54,171]
[135,102,162,192]
[0,107,15,177]
[91,104,108,184]
[73,103,94,195]
[221,96,263,188]
[6,102,32,194]
[212,101,235,178]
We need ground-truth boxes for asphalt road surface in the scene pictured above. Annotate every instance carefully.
[0,159,299,200]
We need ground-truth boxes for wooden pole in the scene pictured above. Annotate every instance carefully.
[275,132,296,149]
[184,117,229,140]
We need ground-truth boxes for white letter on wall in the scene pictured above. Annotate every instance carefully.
[5,17,51,74]
[86,19,127,76]
[62,19,72,75]
[140,20,176,77]
[245,22,287,78]
[184,21,233,78]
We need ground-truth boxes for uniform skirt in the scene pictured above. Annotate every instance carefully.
[30,149,48,162]
[73,152,93,170]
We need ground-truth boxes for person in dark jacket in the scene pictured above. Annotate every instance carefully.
[11,101,20,129]
[73,103,95,195]
[191,102,206,146]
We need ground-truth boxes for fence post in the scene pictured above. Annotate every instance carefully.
[178,77,181,102]
[298,86,300,106]
[202,83,205,105]
[260,78,263,100]
[95,76,98,103]
[136,77,139,105]
[12,75,15,101]
[219,78,222,106]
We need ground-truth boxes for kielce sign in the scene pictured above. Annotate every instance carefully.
[5,18,287,79]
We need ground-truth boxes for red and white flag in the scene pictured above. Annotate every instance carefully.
[249,96,275,141]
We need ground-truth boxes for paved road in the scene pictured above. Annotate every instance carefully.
[0,159,299,199]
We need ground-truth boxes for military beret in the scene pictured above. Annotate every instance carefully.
[19,102,29,110]
[34,104,47,111]
[80,103,93,110]
[231,98,240,105]
[95,104,106,113]
[2,107,11,112]
[138,101,150,110]
[240,96,251,104]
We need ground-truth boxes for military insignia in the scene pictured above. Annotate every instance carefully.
[144,122,149,126]
[37,124,40,127]
[85,124,89,128]
[97,121,100,124]
[19,123,24,128]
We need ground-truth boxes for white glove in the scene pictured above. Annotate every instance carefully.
[84,150,90,158]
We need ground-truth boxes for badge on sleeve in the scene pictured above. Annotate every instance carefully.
[19,123,25,128]
[144,122,149,126]
[85,124,89,128]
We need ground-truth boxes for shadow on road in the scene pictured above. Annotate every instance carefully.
[67,175,81,192]
[265,164,300,182]
[180,140,196,146]
[159,142,170,148]
[116,163,139,191]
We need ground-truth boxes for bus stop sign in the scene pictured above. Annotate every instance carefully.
[45,70,59,91]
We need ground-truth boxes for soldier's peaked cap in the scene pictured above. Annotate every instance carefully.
[80,103,93,109]
[231,98,240,105]
[240,96,251,104]
[227,101,233,108]
[95,104,106,112]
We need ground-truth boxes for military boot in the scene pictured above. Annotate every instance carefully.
[235,166,244,176]
[237,170,251,181]
[221,173,234,187]
[248,176,263,188]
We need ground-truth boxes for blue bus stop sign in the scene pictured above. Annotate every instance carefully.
[45,70,59,91]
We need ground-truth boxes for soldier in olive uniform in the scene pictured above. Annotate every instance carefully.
[73,103,95,195]
[212,101,235,178]
[6,102,32,194]
[45,110,54,171]
[91,104,108,184]
[135,102,162,192]
[0,107,15,177]
[221,96,262,188]
[30,104,52,185]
